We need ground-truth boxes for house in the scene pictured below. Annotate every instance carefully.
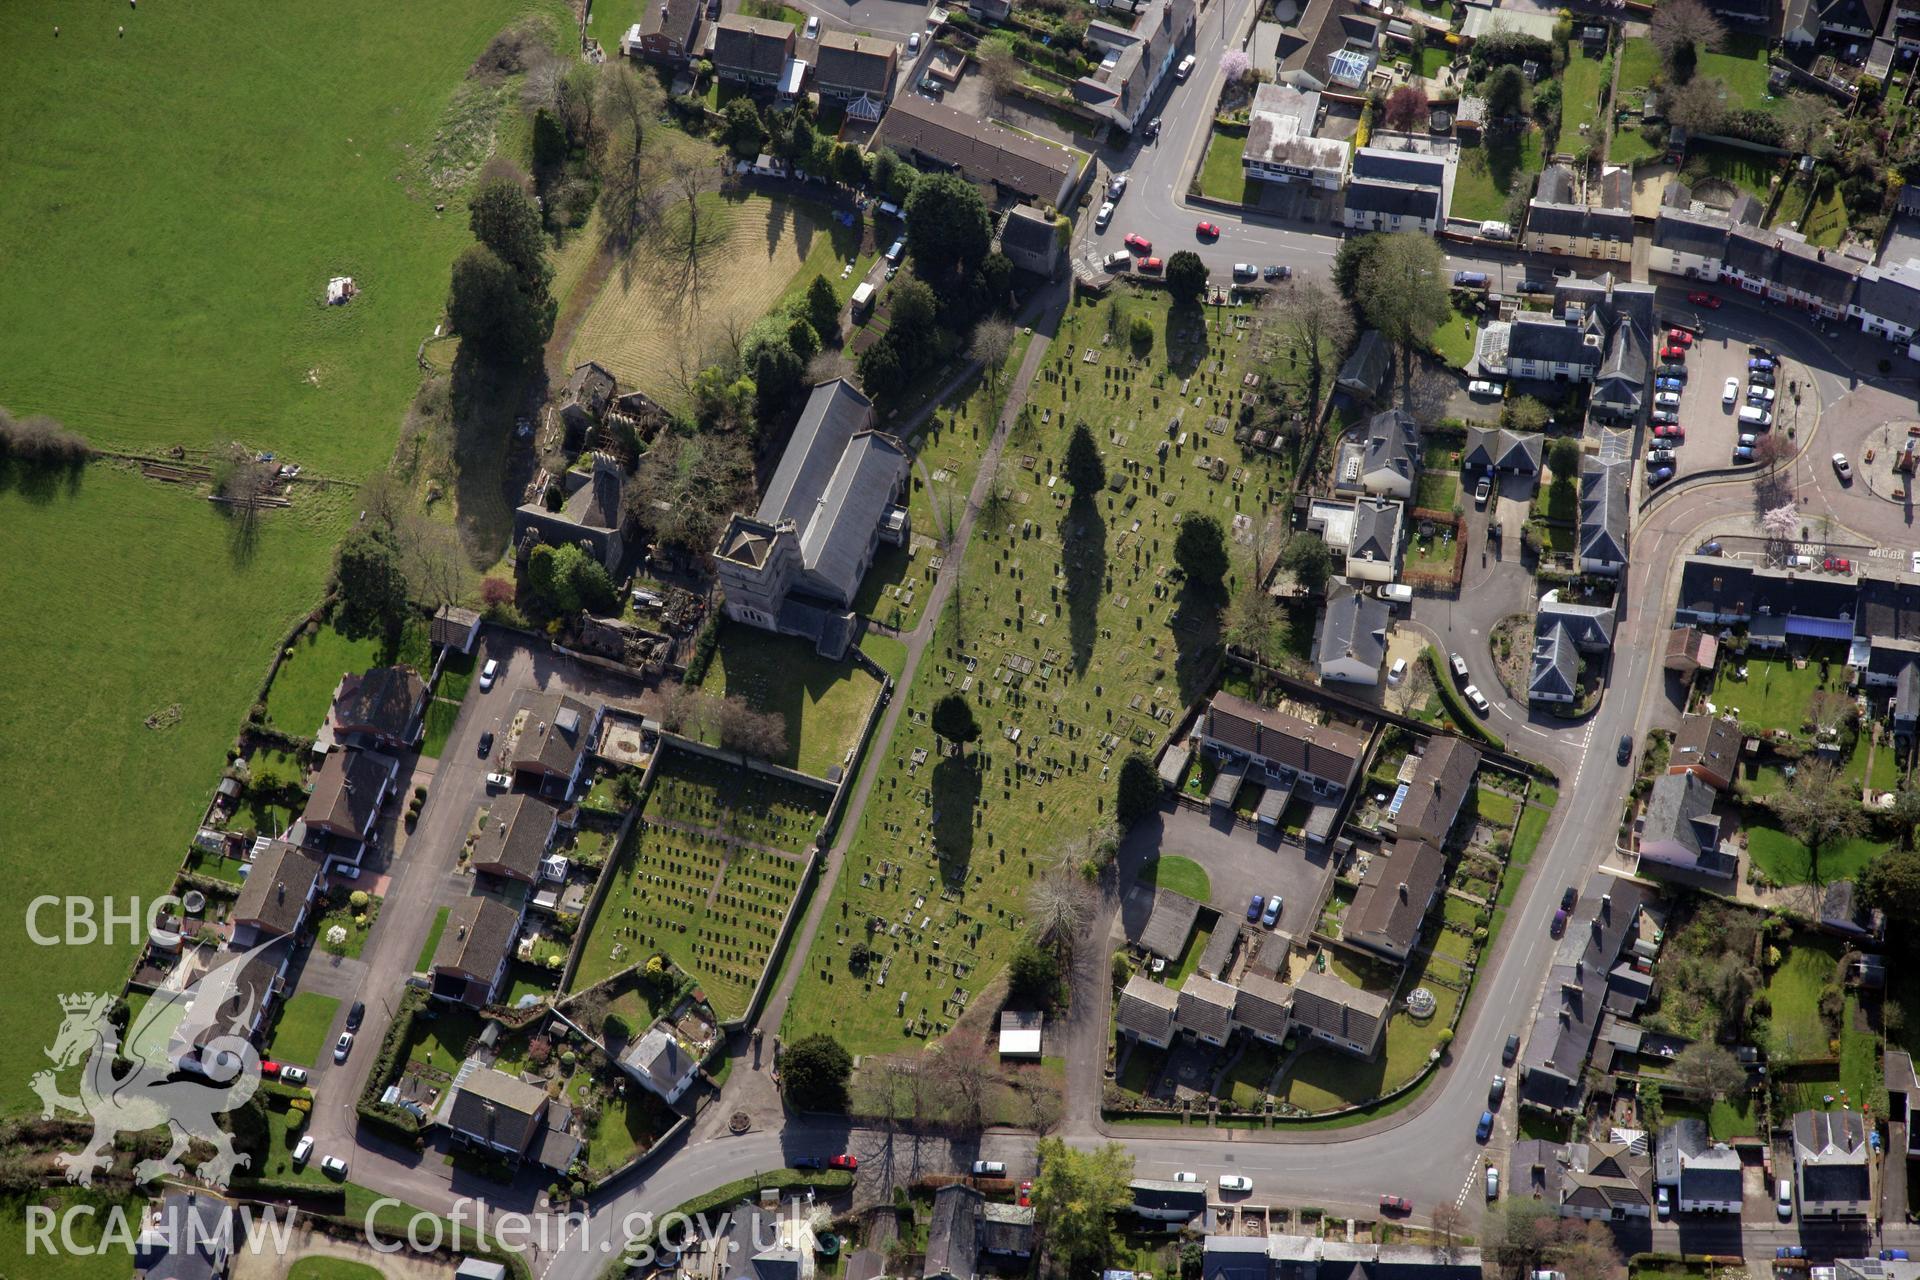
[430,895,522,1007]
[227,841,324,948]
[711,14,796,85]
[1197,692,1367,798]
[441,1066,578,1169]
[998,205,1063,279]
[1070,0,1198,133]
[998,1009,1044,1059]
[1638,771,1732,883]
[1523,164,1634,262]
[1578,458,1630,576]
[713,380,910,660]
[469,793,563,886]
[513,453,628,573]
[1529,596,1612,707]
[1663,626,1719,677]
[1518,876,1663,1111]
[1116,975,1181,1047]
[1887,1051,1919,1162]
[329,665,429,750]
[1129,1179,1208,1222]
[1723,226,1859,319]
[555,361,616,437]
[1344,497,1406,577]
[926,1184,985,1280]
[1133,887,1203,961]
[1343,148,1449,235]
[1558,1141,1655,1219]
[134,1191,233,1280]
[1288,968,1387,1057]
[1592,318,1649,420]
[622,0,703,63]
[1343,837,1445,963]
[1358,409,1420,499]
[1388,736,1480,845]
[1460,427,1543,478]
[1668,714,1742,791]
[1204,1234,1483,1280]
[1656,1118,1743,1213]
[813,30,898,103]
[1503,312,1606,381]
[1175,973,1237,1046]
[1853,258,1920,353]
[431,604,483,654]
[1242,84,1350,192]
[300,746,398,863]
[1231,973,1293,1044]
[620,1025,701,1103]
[873,94,1084,208]
[981,1204,1035,1258]
[1315,582,1390,686]
[510,693,602,797]
[1793,1109,1872,1216]
[1337,330,1393,400]
[1670,556,1861,643]
[1785,0,1891,45]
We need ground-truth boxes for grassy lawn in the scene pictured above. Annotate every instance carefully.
[1709,643,1849,732]
[1472,785,1517,827]
[1561,48,1609,145]
[268,992,342,1066]
[1418,442,1462,511]
[570,747,827,1017]
[317,894,380,959]
[289,1259,388,1280]
[186,849,251,884]
[860,631,909,678]
[1452,130,1543,223]
[575,1074,677,1175]
[1764,934,1845,1060]
[1839,992,1878,1106]
[1692,140,1779,203]
[1141,854,1211,902]
[1610,126,1662,168]
[1697,35,1774,112]
[1745,824,1885,886]
[0,1190,146,1280]
[1171,921,1215,986]
[701,623,883,778]
[417,906,452,973]
[1616,38,1660,107]
[782,290,1303,1055]
[266,622,388,736]
[1429,304,1478,369]
[1224,1040,1282,1108]
[420,695,462,760]
[1797,179,1851,249]
[1199,129,1250,203]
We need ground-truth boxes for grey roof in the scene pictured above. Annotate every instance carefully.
[1338,330,1393,395]
[1349,498,1402,566]
[876,93,1077,200]
[980,1202,1033,1254]
[1391,736,1480,845]
[1671,714,1742,782]
[1518,875,1659,1110]
[563,361,616,418]
[1202,692,1367,787]
[445,1066,547,1153]
[1859,565,1920,638]
[1857,259,1920,333]
[1539,596,1616,650]
[1317,582,1389,677]
[1071,0,1196,125]
[137,1192,234,1280]
[1205,1236,1272,1280]
[1350,146,1447,187]
[754,1250,804,1280]
[1232,972,1294,1038]
[230,841,323,934]
[1794,1110,1871,1205]
[1245,83,1350,173]
[1129,1178,1207,1214]
[1642,771,1723,869]
[640,0,703,46]
[1175,973,1238,1041]
[1345,176,1442,220]
[1117,974,1180,1040]
[430,604,482,649]
[331,665,427,740]
[1654,206,1733,259]
[796,430,909,602]
[1579,458,1630,565]
[1461,427,1541,474]
[1345,836,1445,958]
[470,793,561,883]
[1529,620,1579,700]
[1657,1118,1744,1201]
[1536,163,1576,204]
[1900,662,1920,724]
[1001,205,1058,258]
[516,692,596,777]
[1289,968,1388,1047]
[1507,312,1603,367]
[302,746,393,838]
[712,14,794,75]
[813,29,898,94]
[1361,409,1419,486]
[761,379,875,524]
[1594,320,1648,414]
[621,1025,696,1095]
[1135,888,1203,959]
[1562,1141,1654,1214]
[433,895,521,983]
[925,1184,984,1280]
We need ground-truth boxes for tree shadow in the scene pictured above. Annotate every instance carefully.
[1163,303,1208,380]
[929,751,983,883]
[0,455,86,506]
[1058,493,1106,676]
[1170,580,1225,704]
[449,347,545,568]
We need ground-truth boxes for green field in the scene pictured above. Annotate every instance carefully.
[0,468,348,1118]
[269,992,342,1066]
[1199,130,1250,204]
[1745,825,1884,886]
[702,625,883,778]
[1452,130,1543,223]
[0,0,569,474]
[1141,854,1212,902]
[782,289,1305,1054]
[1697,36,1775,112]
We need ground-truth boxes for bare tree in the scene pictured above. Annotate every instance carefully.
[630,429,754,554]
[557,62,602,153]
[1666,75,1729,134]
[977,42,1021,97]
[1555,1222,1620,1280]
[971,317,1018,435]
[928,1038,998,1130]
[1672,1042,1746,1101]
[1649,0,1727,66]
[596,65,664,245]
[403,517,474,611]
[212,445,281,537]
[1775,91,1838,155]
[1226,578,1289,667]
[807,348,854,385]
[1028,865,1097,958]
[671,154,722,260]
[1270,279,1354,423]
[1806,689,1857,739]
[712,694,789,758]
[653,680,707,735]
[1769,758,1866,882]
[1430,1205,1465,1263]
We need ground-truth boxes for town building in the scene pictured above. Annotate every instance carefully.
[1793,1109,1872,1216]
[1129,1179,1208,1221]
[1668,714,1743,791]
[134,1191,233,1280]
[1202,1232,1482,1280]
[1071,0,1198,134]
[1656,1118,1743,1213]
[510,693,603,797]
[1337,330,1393,400]
[469,793,564,887]
[1385,736,1481,845]
[1553,1140,1656,1219]
[620,1024,702,1103]
[711,14,796,86]
[1315,581,1390,686]
[1529,594,1615,706]
[1243,84,1350,194]
[298,746,398,868]
[998,205,1064,278]
[328,665,428,751]
[439,1065,580,1170]
[1116,973,1181,1047]
[1461,427,1543,479]
[1523,164,1634,262]
[622,0,703,64]
[1174,973,1238,1046]
[874,94,1085,208]
[1342,147,1448,235]
[813,30,898,107]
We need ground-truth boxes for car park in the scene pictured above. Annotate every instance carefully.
[1220,1175,1253,1192]
[1464,685,1490,715]
[1489,1075,1506,1106]
[334,1032,354,1063]
[1722,376,1740,405]
[1095,201,1114,229]
[1651,408,1679,426]
[1751,368,1775,388]
[1833,453,1854,482]
[479,658,499,691]
[1380,1196,1412,1214]
[1124,233,1151,253]
[292,1136,314,1167]
[1503,1034,1520,1065]
[1108,175,1128,200]
[1486,1166,1500,1200]
[1195,220,1220,238]
[1617,735,1633,765]
[1248,895,1265,921]
[973,1160,1007,1176]
[1687,291,1723,308]
[1261,895,1283,927]
[1467,380,1501,397]
[322,1155,349,1178]
[1646,449,1676,466]
[280,1065,308,1085]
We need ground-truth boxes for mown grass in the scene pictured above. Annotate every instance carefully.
[1452,130,1543,223]
[268,992,342,1066]
[1744,825,1884,887]
[1764,934,1845,1059]
[1199,130,1250,203]
[702,624,882,778]
[1561,48,1610,145]
[1141,854,1212,902]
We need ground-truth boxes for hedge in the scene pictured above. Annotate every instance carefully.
[355,986,429,1138]
[1424,647,1506,749]
[607,1169,856,1276]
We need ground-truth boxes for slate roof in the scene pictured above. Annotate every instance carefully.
[761,380,875,524]
[754,1250,804,1280]
[516,693,595,778]
[303,747,393,838]
[1316,583,1389,677]
[1654,207,1733,259]
[641,0,703,46]
[1391,736,1480,844]
[1361,409,1419,487]
[1671,714,1742,783]
[1289,968,1387,1047]
[1641,771,1724,872]
[1518,875,1659,1110]
[1345,836,1445,958]
[980,1202,1034,1255]
[1530,620,1579,700]
[1562,1141,1653,1215]
[136,1192,233,1280]
[1350,146,1447,187]
[1594,320,1648,414]
[1232,972,1294,1038]
[230,841,323,935]
[1129,1179,1208,1215]
[1001,205,1058,258]
[1540,596,1616,650]
[1794,1109,1871,1206]
[1175,973,1238,1041]
[445,1067,547,1153]
[430,604,482,650]
[1136,888,1204,959]
[470,793,561,883]
[796,431,910,602]
[332,665,427,741]
[1657,1118,1744,1203]
[1071,0,1197,125]
[1536,163,1575,204]
[622,1025,696,1096]
[1461,427,1542,474]
[1202,692,1367,787]
[1338,330,1393,395]
[814,30,898,95]
[876,94,1077,200]
[1345,177,1442,220]
[1857,567,1920,640]
[1579,458,1630,565]
[925,1184,984,1280]
[1901,661,1920,724]
[563,361,616,419]
[1117,974,1180,1041]
[712,14,795,77]
[1507,312,1603,367]
[1857,258,1920,333]
[433,895,521,983]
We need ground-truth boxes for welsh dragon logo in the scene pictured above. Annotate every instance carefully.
[32,936,277,1187]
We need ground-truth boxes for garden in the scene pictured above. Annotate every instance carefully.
[1199,130,1250,204]
[570,747,829,1018]
[265,615,433,738]
[1450,131,1544,224]
[782,287,1315,1055]
[699,624,883,778]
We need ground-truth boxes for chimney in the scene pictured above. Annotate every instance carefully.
[1601,892,1612,917]
[277,882,286,903]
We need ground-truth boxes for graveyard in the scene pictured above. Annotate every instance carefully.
[570,748,832,1020]
[782,289,1318,1053]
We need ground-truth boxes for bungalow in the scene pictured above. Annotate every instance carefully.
[1288,968,1387,1058]
[510,693,603,797]
[430,895,522,1007]
[1386,736,1480,846]
[620,1024,701,1103]
[1358,409,1420,500]
[1116,974,1180,1048]
[1314,582,1390,686]
[1793,1109,1872,1216]
[1460,427,1543,478]
[440,1066,580,1170]
[1557,1141,1655,1220]
[1578,458,1630,576]
[1656,1118,1744,1213]
[711,14,796,86]
[1638,771,1732,883]
[1129,1179,1208,1222]
[622,0,703,64]
[329,665,429,751]
[1668,714,1742,791]
[300,746,398,865]
[1343,837,1445,963]
[1529,595,1613,706]
[228,841,324,948]
[813,30,899,105]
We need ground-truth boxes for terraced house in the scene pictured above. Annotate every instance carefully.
[812,30,899,111]
[711,14,796,87]
[1071,0,1197,134]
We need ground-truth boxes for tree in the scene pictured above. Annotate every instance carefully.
[977,41,1021,96]
[447,244,547,364]
[830,141,867,188]
[469,180,551,290]
[1064,423,1107,494]
[1501,395,1550,433]
[720,96,767,154]
[1009,941,1061,1003]
[930,693,980,754]
[333,528,409,637]
[1666,75,1729,134]
[557,62,601,151]
[1775,92,1836,156]
[1672,1042,1745,1101]
[1227,578,1289,665]
[805,274,841,346]
[689,364,757,435]
[1478,1200,1558,1280]
[1761,502,1800,543]
[1484,64,1529,120]
[1649,0,1727,76]
[1115,753,1163,829]
[668,154,722,257]
[1355,233,1450,403]
[1175,515,1230,597]
[1429,1205,1465,1262]
[599,63,663,207]
[1754,430,1794,474]
[1384,84,1430,134]
[631,427,755,553]
[1556,1222,1620,1280]
[741,319,805,421]
[1165,250,1208,306]
[1769,758,1866,881]
[1029,1139,1134,1269]
[1806,688,1857,740]
[1280,534,1332,595]
[905,171,992,280]
[780,1033,853,1111]
[928,1037,997,1130]
[971,317,1017,434]
[1333,234,1381,297]
[1028,865,1096,956]
[711,695,790,757]
[1220,49,1252,82]
[1888,790,1920,852]
[1271,279,1353,420]
[1548,436,1583,486]
[1861,848,1920,922]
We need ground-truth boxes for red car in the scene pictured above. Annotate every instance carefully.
[1824,557,1852,573]
[1667,328,1694,346]
[1660,344,1687,361]
[1019,1181,1033,1207]
[261,1060,282,1078]
[1653,424,1685,440]
[1380,1195,1413,1214]
[1123,233,1151,254]
[1687,292,1723,309]
[1139,256,1163,272]
[828,1154,859,1171]
[1195,220,1221,238]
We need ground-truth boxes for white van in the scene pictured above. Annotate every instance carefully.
[1379,583,1414,605]
[1176,54,1196,81]
[850,282,877,322]
[1738,405,1773,427]
[1387,658,1409,686]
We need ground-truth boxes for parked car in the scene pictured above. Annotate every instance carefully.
[1617,734,1634,765]
[1195,220,1220,238]
[1651,409,1680,426]
[1449,652,1469,682]
[1108,175,1129,201]
[1777,1248,1807,1260]
[1824,556,1852,573]
[1751,368,1776,387]
[1658,1185,1671,1218]
[1104,249,1131,272]
[1655,376,1683,392]
[477,730,494,758]
[1467,380,1501,397]
[973,1160,1007,1176]
[1453,271,1490,288]
[1733,446,1753,463]
[1698,540,1723,554]
[1264,264,1290,281]
[1018,1181,1032,1207]
[1232,262,1257,279]
[792,1156,826,1169]
[347,1001,365,1031]
[1738,433,1758,448]
[292,1136,314,1168]
[1777,1178,1794,1219]
[1551,908,1568,937]
[1474,475,1491,506]
[1144,116,1161,138]
[1738,405,1772,427]
[1219,1174,1253,1192]
[1749,343,1773,357]
[908,31,921,52]
[333,1032,354,1063]
[805,13,820,37]
[1517,279,1549,294]
[1833,452,1854,482]
[486,771,511,789]
[1247,895,1265,921]
[1648,466,1675,486]
[829,1154,859,1170]
[479,658,499,691]
[1172,1171,1199,1182]
[1657,363,1687,380]
[1503,1034,1520,1065]
[1661,344,1687,361]
[321,1155,349,1179]
[1380,1196,1413,1214]
[1722,376,1741,405]
[1486,1166,1500,1200]
[1748,385,1776,403]
[1095,201,1114,230]
[1668,328,1695,347]
[1653,424,1684,440]
[1124,233,1151,254]
[261,1060,282,1078]
[1880,1252,1911,1262]
[1489,1075,1507,1106]
[1749,357,1775,371]
[1687,291,1723,308]
[1139,256,1162,272]
[1646,449,1676,467]
[1464,685,1490,715]
[280,1065,308,1085]
[1176,53,1196,80]
[885,238,906,264]
[1261,895,1283,928]
[1654,391,1681,408]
